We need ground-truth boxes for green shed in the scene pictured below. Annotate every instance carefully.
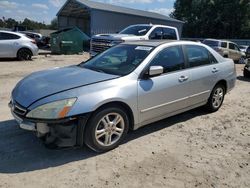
[50,27,90,54]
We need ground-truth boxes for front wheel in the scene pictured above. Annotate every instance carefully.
[205,84,225,112]
[84,106,129,152]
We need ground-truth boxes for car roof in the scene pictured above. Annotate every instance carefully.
[127,24,177,28]
[123,40,200,47]
[0,30,24,37]
[204,38,235,43]
[20,31,42,36]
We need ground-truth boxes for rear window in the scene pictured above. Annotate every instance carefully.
[203,40,220,47]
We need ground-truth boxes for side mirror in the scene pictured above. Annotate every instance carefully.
[148,66,164,77]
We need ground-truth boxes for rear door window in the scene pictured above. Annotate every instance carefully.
[149,27,163,40]
[149,45,185,73]
[229,43,235,50]
[185,45,211,67]
[162,28,177,40]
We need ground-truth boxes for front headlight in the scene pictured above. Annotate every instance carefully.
[26,98,77,119]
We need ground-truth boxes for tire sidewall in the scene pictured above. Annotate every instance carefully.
[84,106,129,152]
[243,68,250,78]
[207,84,225,112]
[17,49,32,60]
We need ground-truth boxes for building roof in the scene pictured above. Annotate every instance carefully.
[57,0,184,23]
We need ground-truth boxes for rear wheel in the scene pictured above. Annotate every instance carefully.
[239,57,245,64]
[205,84,225,112]
[17,48,32,60]
[84,106,129,152]
[243,68,250,78]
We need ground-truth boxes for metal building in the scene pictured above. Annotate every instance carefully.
[57,0,184,37]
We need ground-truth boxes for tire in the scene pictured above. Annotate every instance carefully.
[243,68,250,78]
[238,57,245,64]
[84,106,129,152]
[17,48,32,61]
[205,84,225,112]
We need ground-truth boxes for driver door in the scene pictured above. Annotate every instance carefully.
[138,45,190,124]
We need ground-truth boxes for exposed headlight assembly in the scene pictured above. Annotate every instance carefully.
[26,98,77,119]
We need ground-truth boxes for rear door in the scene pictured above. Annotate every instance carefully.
[138,45,191,123]
[0,32,20,57]
[183,45,219,106]
[234,44,243,60]
[228,43,237,60]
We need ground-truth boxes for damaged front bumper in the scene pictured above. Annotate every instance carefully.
[9,101,89,148]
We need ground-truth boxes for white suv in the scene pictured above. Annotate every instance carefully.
[0,30,39,60]
[90,24,180,56]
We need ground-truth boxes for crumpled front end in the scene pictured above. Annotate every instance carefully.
[9,99,88,148]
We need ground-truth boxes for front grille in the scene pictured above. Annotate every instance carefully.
[91,38,113,53]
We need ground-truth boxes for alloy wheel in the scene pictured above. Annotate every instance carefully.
[95,113,125,147]
[212,87,224,108]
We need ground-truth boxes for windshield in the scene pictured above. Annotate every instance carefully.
[203,40,220,47]
[119,25,152,36]
[80,44,154,76]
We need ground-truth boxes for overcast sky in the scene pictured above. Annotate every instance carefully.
[0,0,175,24]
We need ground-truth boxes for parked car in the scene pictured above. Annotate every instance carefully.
[37,36,50,48]
[243,59,250,78]
[0,30,39,60]
[19,31,42,43]
[90,24,180,56]
[9,41,236,152]
[203,39,246,63]
[239,45,249,53]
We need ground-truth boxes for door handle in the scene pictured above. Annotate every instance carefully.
[179,75,189,82]
[212,67,219,73]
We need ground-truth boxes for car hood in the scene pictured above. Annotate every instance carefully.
[93,34,143,41]
[12,65,119,108]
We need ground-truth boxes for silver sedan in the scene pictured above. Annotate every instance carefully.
[9,40,236,152]
[0,30,39,60]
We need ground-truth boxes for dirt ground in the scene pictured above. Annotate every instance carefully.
[0,54,249,188]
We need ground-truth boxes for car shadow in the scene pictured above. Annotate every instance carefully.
[0,58,34,62]
[0,108,207,174]
[237,76,250,82]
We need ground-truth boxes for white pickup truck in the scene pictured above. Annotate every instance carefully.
[90,24,180,56]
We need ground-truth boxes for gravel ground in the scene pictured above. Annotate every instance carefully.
[0,55,249,188]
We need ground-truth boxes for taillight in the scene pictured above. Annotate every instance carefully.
[31,40,36,44]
